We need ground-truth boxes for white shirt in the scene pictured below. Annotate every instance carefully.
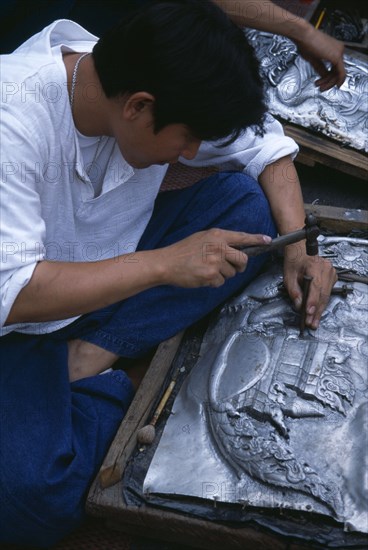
[0,20,298,336]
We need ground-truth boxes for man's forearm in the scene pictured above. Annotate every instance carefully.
[213,0,310,41]
[258,155,306,235]
[5,229,271,325]
[5,251,165,325]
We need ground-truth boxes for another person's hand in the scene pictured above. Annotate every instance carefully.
[158,228,272,289]
[294,26,346,92]
[214,0,346,93]
[283,242,337,329]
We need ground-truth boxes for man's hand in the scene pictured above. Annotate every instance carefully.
[283,242,337,329]
[157,228,272,288]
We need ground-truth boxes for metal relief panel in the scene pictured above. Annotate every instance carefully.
[244,30,368,153]
[144,238,368,534]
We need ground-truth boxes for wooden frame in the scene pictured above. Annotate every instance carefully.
[87,206,368,549]
[284,124,368,181]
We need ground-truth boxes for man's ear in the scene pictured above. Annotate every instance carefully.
[122,92,155,120]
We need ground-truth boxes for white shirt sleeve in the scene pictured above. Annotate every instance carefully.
[179,115,299,180]
[0,112,46,329]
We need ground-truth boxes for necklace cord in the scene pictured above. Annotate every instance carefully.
[69,52,90,111]
[69,52,103,179]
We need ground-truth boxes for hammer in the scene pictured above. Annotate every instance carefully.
[239,214,320,257]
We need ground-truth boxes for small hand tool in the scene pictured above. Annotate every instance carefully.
[337,271,368,285]
[279,282,354,299]
[137,367,180,445]
[240,214,320,257]
[299,275,313,337]
[239,214,320,335]
[331,284,354,297]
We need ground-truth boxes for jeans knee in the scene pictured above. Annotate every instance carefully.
[219,172,277,237]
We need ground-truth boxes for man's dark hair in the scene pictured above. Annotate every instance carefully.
[92,0,266,144]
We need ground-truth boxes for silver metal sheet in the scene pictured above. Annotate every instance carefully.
[244,30,368,153]
[144,238,368,533]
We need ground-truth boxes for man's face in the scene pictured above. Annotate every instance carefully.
[112,95,201,169]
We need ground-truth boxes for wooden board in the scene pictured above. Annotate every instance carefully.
[284,124,368,181]
[305,203,368,233]
[87,208,368,549]
[97,331,185,490]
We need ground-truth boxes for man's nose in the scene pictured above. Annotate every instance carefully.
[181,139,201,160]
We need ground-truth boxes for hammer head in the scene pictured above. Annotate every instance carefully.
[304,214,320,256]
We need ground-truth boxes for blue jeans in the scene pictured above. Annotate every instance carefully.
[0,173,276,547]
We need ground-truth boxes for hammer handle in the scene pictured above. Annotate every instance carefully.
[240,228,307,257]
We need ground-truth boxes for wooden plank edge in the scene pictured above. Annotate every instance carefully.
[298,151,367,180]
[283,124,368,180]
[304,203,368,233]
[92,331,185,490]
[87,501,289,550]
[284,124,368,172]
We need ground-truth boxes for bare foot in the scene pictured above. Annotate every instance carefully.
[68,339,119,382]
[116,353,155,391]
